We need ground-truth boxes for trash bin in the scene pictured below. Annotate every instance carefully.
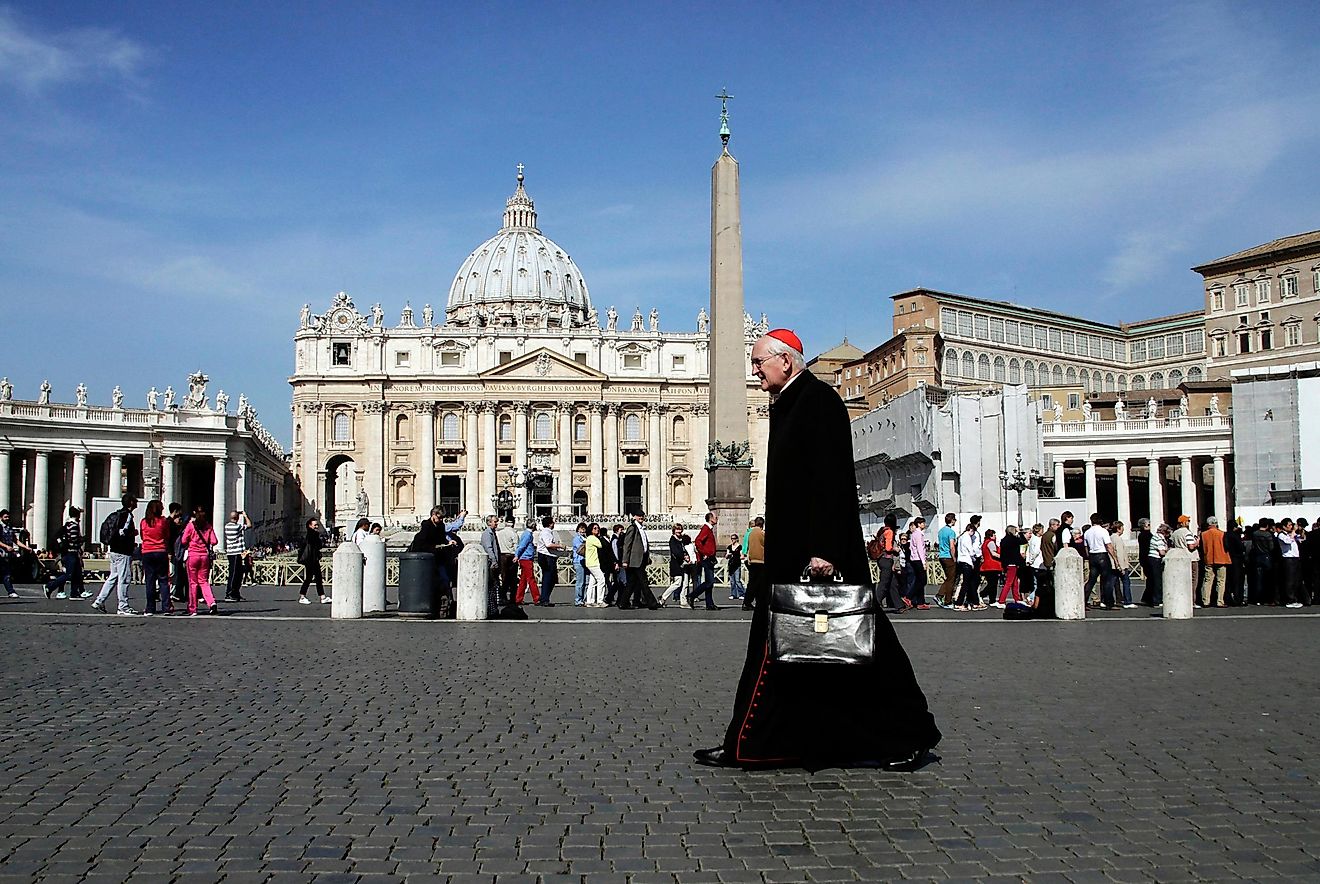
[397,552,437,618]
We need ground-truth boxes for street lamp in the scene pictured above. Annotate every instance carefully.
[497,461,553,524]
[999,449,1040,527]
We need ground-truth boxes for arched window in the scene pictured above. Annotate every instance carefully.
[394,413,410,442]
[572,490,588,516]
[1065,367,1077,385]
[961,352,974,378]
[1118,375,1128,393]
[574,414,588,442]
[1024,361,1037,387]
[1150,372,1164,389]
[945,349,959,377]
[441,411,460,441]
[672,415,687,443]
[977,354,991,380]
[1051,365,1063,386]
[294,424,302,443]
[1104,372,1115,392]
[1008,358,1021,384]
[993,356,1006,382]
[1079,369,1090,392]
[1131,375,1146,392]
[534,411,553,440]
[498,415,512,442]
[624,413,641,441]
[1187,366,1203,382]
[1168,369,1184,388]
[332,412,351,442]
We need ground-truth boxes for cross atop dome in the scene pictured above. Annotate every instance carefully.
[503,164,538,232]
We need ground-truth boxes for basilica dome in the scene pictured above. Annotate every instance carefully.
[445,171,593,325]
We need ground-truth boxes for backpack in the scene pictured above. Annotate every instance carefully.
[99,511,123,547]
[173,528,189,564]
[866,535,884,560]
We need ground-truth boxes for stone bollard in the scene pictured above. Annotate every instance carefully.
[360,536,386,614]
[1163,547,1195,619]
[456,544,490,621]
[1053,547,1085,620]
[331,541,364,619]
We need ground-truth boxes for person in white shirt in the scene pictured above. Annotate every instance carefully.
[1024,523,1044,601]
[1278,518,1305,608]
[954,521,984,611]
[1082,513,1121,610]
[533,516,565,607]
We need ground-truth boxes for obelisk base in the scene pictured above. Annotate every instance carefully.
[707,466,753,549]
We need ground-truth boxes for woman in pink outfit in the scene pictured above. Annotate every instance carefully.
[179,507,219,616]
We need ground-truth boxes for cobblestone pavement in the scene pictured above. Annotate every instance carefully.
[1,589,1317,883]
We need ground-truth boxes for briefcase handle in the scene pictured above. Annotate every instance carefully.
[799,567,844,584]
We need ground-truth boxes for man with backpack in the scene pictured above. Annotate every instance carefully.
[44,506,88,599]
[92,494,139,615]
[871,513,906,613]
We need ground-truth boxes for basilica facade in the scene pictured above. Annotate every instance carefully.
[290,172,770,529]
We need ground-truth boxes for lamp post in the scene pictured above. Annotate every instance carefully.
[497,462,553,525]
[999,449,1040,527]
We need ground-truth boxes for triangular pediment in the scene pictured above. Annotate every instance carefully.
[478,348,609,381]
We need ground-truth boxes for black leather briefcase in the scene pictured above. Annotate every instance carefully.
[769,574,876,665]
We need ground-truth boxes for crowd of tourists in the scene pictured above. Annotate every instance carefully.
[866,508,1316,614]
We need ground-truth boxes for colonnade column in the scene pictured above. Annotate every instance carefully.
[32,451,49,550]
[1179,456,1197,524]
[1115,459,1131,529]
[513,403,528,470]
[647,403,664,516]
[72,453,88,531]
[604,404,619,514]
[162,455,176,506]
[480,402,497,513]
[1212,455,1228,526]
[1053,458,1066,498]
[109,454,123,497]
[212,457,229,551]
[0,448,9,514]
[558,404,574,511]
[1148,458,1163,525]
[1083,459,1097,516]
[417,403,435,516]
[234,459,247,516]
[463,404,479,514]
[588,404,603,514]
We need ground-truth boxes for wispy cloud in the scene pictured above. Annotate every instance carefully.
[0,6,146,95]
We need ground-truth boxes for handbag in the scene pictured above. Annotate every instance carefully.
[769,571,877,665]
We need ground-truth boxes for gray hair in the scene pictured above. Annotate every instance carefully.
[1137,518,1150,530]
[761,335,807,371]
[1206,516,1219,527]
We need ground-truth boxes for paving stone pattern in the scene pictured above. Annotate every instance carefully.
[0,599,1317,882]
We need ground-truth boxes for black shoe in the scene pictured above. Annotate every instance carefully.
[647,603,660,610]
[687,596,698,610]
[617,603,633,610]
[705,605,720,611]
[693,746,738,768]
[879,747,932,772]
[742,601,754,611]
[207,605,219,615]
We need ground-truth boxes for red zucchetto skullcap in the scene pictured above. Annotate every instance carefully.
[766,328,803,353]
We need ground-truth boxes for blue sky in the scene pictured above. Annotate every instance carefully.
[3,1,1318,446]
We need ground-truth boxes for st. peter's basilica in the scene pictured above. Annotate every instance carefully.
[290,170,770,529]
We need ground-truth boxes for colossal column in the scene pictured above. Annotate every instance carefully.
[513,403,528,471]
[558,403,574,511]
[647,403,664,515]
[604,404,620,514]
[463,403,479,513]
[480,402,497,512]
[588,404,604,514]
[705,89,752,532]
[32,451,50,550]
[0,448,9,514]
[301,402,322,512]
[417,402,436,516]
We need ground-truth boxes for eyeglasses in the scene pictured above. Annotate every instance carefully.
[750,353,787,369]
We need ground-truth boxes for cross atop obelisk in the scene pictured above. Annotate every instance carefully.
[715,87,734,148]
[706,88,751,530]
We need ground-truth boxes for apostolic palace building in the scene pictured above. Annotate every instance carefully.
[289,171,771,530]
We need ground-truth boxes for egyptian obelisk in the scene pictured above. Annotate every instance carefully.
[706,89,752,531]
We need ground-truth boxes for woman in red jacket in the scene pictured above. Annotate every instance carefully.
[979,529,1003,607]
[140,500,173,615]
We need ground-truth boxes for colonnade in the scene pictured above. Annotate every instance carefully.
[1052,454,1230,527]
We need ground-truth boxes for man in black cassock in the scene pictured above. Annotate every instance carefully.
[694,329,941,770]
